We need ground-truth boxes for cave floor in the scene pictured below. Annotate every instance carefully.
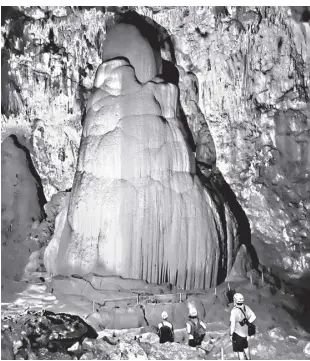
[1,272,310,360]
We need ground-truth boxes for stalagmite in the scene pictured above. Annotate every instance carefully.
[44,19,241,289]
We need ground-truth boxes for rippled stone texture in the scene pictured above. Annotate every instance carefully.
[44,21,240,289]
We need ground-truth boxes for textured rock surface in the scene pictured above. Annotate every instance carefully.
[2,6,310,277]
[1,6,94,200]
[304,342,310,356]
[22,310,97,349]
[44,19,243,290]
[1,135,46,281]
[1,310,97,360]
[2,277,310,360]
[1,137,69,284]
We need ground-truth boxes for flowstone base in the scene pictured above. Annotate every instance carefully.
[48,273,211,330]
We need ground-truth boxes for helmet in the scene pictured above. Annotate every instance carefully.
[233,293,244,306]
[161,311,168,320]
[189,308,198,317]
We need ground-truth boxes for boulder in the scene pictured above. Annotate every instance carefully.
[22,310,97,351]
[304,342,310,356]
[137,332,159,344]
[268,327,286,341]
[287,335,298,344]
[67,341,81,354]
[118,340,148,359]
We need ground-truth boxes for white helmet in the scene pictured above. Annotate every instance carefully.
[161,311,168,320]
[233,293,244,306]
[189,308,198,317]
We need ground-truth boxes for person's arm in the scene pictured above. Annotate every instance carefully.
[186,322,192,337]
[230,311,236,338]
[157,323,162,335]
[186,322,191,333]
[246,306,256,323]
[200,321,207,330]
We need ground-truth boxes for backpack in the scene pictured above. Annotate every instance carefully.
[188,319,206,344]
[158,322,174,343]
[239,306,256,336]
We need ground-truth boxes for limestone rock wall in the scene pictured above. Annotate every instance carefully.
[2,6,310,277]
[1,135,46,280]
[1,6,104,199]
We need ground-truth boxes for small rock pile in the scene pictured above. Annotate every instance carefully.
[1,310,98,360]
[1,310,212,360]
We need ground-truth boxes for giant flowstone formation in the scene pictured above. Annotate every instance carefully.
[44,16,245,290]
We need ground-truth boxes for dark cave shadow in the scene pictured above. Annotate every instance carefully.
[161,60,196,151]
[10,134,47,212]
[212,170,260,269]
[270,267,310,334]
[198,167,260,284]
[286,272,310,334]
[112,10,160,57]
[114,10,177,64]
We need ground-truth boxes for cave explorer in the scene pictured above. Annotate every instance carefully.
[186,307,207,347]
[158,311,174,343]
[230,293,256,360]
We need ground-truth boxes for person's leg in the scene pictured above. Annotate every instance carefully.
[237,351,245,360]
[188,339,196,347]
[244,347,251,360]
[243,337,250,359]
[232,333,241,359]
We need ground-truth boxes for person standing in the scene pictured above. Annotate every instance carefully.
[230,293,256,360]
[186,307,207,347]
[158,311,174,343]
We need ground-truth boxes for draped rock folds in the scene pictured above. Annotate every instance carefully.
[45,22,240,289]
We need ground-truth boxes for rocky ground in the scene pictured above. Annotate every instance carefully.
[2,271,310,360]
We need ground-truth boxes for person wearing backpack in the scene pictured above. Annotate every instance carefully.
[230,293,256,360]
[186,308,207,347]
[158,311,174,344]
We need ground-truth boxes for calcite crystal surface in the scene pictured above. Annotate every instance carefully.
[44,21,240,289]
